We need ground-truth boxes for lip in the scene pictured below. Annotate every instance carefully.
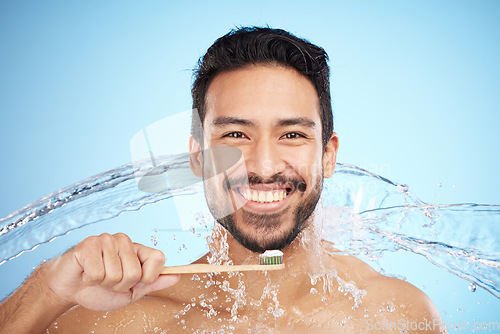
[231,185,295,213]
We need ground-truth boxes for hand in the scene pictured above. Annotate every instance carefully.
[44,233,180,311]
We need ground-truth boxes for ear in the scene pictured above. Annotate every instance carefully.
[322,132,339,178]
[189,135,203,177]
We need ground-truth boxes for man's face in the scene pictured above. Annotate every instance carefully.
[196,65,337,253]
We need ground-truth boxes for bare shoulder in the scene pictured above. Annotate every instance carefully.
[323,240,444,333]
[364,276,445,333]
[321,239,381,283]
[367,274,441,316]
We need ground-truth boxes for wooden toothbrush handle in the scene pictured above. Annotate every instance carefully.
[161,263,285,274]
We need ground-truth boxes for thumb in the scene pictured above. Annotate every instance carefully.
[149,274,181,292]
[132,274,181,298]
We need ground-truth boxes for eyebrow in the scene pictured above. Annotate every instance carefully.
[276,117,316,128]
[211,116,316,129]
[212,116,256,127]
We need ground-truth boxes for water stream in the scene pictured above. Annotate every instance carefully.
[0,157,498,332]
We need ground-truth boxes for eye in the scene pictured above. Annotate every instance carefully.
[281,132,306,140]
[223,132,247,139]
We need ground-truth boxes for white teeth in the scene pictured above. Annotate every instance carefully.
[241,189,288,203]
[252,191,259,202]
[279,190,285,201]
[273,191,279,201]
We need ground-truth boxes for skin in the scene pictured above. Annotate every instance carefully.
[0,65,445,333]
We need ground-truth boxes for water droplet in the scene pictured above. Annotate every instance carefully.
[273,308,285,318]
[191,274,200,281]
[150,235,158,246]
[189,226,196,235]
[387,305,395,312]
[437,183,442,187]
[398,184,409,193]
[457,308,464,312]
[468,282,477,292]
[310,288,318,295]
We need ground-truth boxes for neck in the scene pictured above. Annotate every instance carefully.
[148,217,332,307]
[203,220,327,286]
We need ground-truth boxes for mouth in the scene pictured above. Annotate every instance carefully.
[238,188,292,203]
[233,183,296,212]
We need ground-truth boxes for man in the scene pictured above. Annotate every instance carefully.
[0,27,444,333]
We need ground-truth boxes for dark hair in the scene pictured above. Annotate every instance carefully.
[191,26,333,149]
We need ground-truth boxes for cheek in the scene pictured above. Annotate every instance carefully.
[285,146,324,179]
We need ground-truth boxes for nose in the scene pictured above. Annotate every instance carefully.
[244,137,286,179]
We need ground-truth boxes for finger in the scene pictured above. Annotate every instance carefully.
[134,243,166,285]
[150,274,181,291]
[131,274,181,301]
[75,236,106,285]
[112,235,142,292]
[100,238,124,288]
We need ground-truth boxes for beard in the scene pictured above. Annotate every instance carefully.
[204,172,323,253]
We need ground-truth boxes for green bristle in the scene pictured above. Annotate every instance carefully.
[259,250,283,265]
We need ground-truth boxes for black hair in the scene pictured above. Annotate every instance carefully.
[191,26,333,149]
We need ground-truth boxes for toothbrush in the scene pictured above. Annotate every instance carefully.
[161,250,284,274]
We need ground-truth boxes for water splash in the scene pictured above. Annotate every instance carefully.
[321,163,500,298]
[0,158,499,331]
[0,154,199,266]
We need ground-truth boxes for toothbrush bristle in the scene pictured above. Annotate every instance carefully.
[259,250,283,265]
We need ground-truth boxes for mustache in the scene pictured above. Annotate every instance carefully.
[223,172,307,193]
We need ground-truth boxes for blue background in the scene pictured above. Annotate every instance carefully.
[1,0,499,219]
[1,0,499,329]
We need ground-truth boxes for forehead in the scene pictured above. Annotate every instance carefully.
[204,65,321,125]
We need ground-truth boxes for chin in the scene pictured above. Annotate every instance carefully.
[217,212,304,253]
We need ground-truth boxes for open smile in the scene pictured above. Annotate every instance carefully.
[239,187,291,203]
[231,183,296,212]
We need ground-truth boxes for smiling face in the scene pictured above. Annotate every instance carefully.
[192,65,338,253]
